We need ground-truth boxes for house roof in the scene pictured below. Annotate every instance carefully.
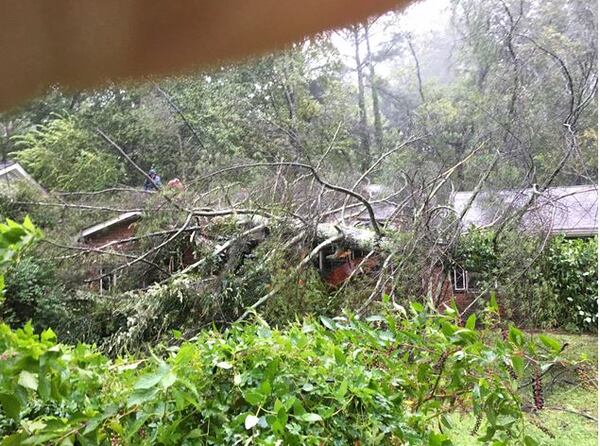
[0,161,46,194]
[0,160,15,170]
[452,185,598,237]
[79,211,143,241]
[355,202,398,223]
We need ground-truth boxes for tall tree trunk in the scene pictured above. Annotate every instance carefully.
[281,58,302,159]
[352,25,370,171]
[407,37,425,103]
[364,23,383,153]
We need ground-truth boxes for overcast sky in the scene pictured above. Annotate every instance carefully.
[331,0,452,77]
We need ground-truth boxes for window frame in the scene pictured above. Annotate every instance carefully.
[453,267,468,292]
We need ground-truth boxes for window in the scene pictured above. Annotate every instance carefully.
[453,267,468,291]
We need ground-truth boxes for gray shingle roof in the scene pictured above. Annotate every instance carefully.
[452,185,598,237]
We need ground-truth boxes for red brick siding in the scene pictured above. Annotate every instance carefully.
[84,223,137,249]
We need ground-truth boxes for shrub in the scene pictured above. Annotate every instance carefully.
[454,231,598,331]
[11,115,125,192]
[527,236,597,331]
[0,302,565,445]
[1,256,63,329]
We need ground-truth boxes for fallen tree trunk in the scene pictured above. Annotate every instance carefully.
[234,214,393,252]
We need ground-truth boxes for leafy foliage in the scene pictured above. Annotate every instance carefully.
[0,217,42,298]
[0,303,564,445]
[522,236,598,331]
[11,115,125,191]
[454,230,598,331]
[1,257,65,329]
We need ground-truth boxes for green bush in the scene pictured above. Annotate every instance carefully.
[1,257,65,329]
[454,231,598,331]
[525,236,598,331]
[0,303,565,445]
[11,115,125,192]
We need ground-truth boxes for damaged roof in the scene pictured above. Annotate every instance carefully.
[0,161,46,195]
[452,185,598,237]
[79,211,143,241]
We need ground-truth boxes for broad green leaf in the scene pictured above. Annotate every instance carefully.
[127,387,159,407]
[134,365,169,390]
[524,435,539,446]
[17,370,38,391]
[511,355,524,377]
[160,372,177,389]
[299,413,322,423]
[466,314,477,330]
[336,379,348,398]
[538,335,561,353]
[244,390,266,406]
[320,316,336,330]
[40,328,56,342]
[508,326,525,347]
[0,393,21,420]
[411,302,424,313]
[185,429,203,440]
[216,361,233,370]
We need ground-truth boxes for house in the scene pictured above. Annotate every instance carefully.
[438,185,597,310]
[78,211,143,294]
[78,211,201,293]
[452,185,598,238]
[0,160,46,196]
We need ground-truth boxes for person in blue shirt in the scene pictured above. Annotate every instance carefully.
[144,167,162,191]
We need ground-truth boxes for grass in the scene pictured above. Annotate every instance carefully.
[447,332,598,445]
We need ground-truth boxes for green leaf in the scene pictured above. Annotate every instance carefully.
[299,413,322,423]
[411,302,424,313]
[440,414,452,429]
[320,316,336,330]
[216,361,233,370]
[244,390,266,406]
[59,437,74,446]
[1,432,26,446]
[465,314,476,330]
[511,355,524,377]
[301,383,315,392]
[134,363,170,390]
[336,379,348,398]
[539,335,561,353]
[127,387,159,407]
[40,328,56,342]
[184,429,203,440]
[160,372,177,389]
[508,326,525,347]
[17,370,38,391]
[428,432,452,446]
[524,435,539,446]
[0,393,21,420]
